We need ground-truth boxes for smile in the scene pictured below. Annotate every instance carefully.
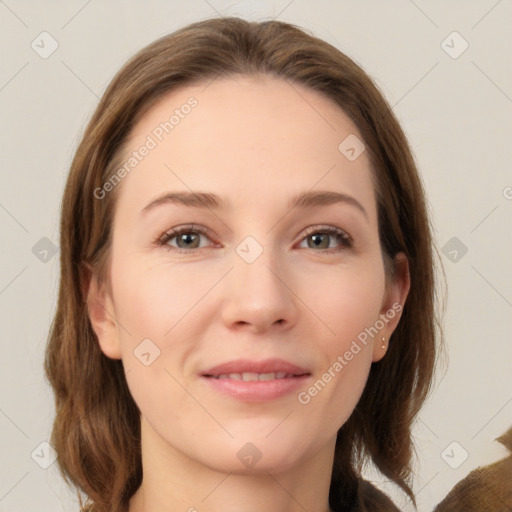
[211,371,299,381]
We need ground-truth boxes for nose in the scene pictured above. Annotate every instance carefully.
[220,245,299,334]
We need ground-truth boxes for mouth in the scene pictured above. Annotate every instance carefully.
[200,359,312,402]
[202,357,310,377]
[205,371,306,381]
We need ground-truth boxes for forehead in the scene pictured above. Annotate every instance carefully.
[115,74,376,218]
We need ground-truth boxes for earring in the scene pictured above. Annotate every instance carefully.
[381,337,386,349]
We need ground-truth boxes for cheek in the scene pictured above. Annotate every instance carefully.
[109,257,217,412]
[109,261,207,433]
[110,257,211,341]
[298,264,384,420]
[302,261,386,343]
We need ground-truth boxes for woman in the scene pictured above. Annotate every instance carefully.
[44,16,441,512]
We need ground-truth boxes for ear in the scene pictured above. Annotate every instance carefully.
[372,252,410,362]
[86,271,122,360]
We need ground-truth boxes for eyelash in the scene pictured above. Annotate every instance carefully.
[154,224,353,255]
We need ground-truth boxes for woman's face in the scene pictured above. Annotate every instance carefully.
[89,74,408,474]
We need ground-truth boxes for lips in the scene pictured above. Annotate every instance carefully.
[200,358,311,402]
[212,371,297,381]
[201,358,310,378]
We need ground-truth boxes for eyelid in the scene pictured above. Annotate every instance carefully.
[156,224,209,244]
[155,223,353,253]
[300,224,352,243]
[155,224,217,252]
[298,224,353,251]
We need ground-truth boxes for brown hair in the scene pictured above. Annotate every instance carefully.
[44,16,442,512]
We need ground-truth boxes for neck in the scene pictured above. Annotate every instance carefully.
[129,416,336,512]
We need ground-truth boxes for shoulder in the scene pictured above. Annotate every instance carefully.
[434,427,512,511]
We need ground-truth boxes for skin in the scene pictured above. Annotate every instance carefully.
[87,74,410,512]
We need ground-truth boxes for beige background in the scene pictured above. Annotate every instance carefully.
[0,1,511,511]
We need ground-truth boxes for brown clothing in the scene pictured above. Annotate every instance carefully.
[434,426,512,512]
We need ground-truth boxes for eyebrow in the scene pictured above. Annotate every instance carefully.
[140,190,368,219]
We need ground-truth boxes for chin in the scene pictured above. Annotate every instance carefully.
[193,434,311,475]
[209,452,305,476]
